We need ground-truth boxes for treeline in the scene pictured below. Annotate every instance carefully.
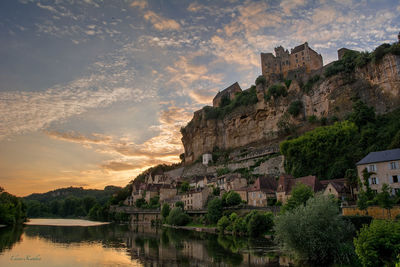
[23,186,123,220]
[0,187,26,226]
[281,101,400,179]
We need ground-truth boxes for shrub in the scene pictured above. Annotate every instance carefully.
[288,100,303,117]
[207,198,223,224]
[284,79,292,88]
[354,220,400,267]
[232,217,246,234]
[175,201,184,210]
[247,212,274,237]
[161,203,170,219]
[281,183,314,213]
[135,198,147,208]
[265,84,287,101]
[307,115,317,123]
[217,216,230,232]
[302,75,320,93]
[341,215,372,231]
[167,207,190,226]
[223,191,242,207]
[217,167,230,176]
[255,75,266,86]
[274,195,355,265]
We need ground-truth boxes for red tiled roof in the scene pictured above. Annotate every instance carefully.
[248,176,277,193]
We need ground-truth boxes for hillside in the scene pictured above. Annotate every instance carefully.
[181,44,400,165]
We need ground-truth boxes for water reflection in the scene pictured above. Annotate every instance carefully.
[0,221,292,266]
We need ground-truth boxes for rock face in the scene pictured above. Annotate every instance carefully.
[181,54,400,163]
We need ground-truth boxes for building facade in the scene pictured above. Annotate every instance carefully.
[356,148,400,195]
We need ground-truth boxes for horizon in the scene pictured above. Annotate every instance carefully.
[1,0,399,196]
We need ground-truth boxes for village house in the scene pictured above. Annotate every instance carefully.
[321,178,351,202]
[181,187,210,210]
[144,184,162,203]
[212,82,242,107]
[276,174,323,204]
[215,173,247,191]
[159,184,177,202]
[356,148,400,195]
[234,188,248,202]
[202,153,213,165]
[247,176,277,207]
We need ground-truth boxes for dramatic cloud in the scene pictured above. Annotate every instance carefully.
[143,11,180,31]
[130,0,148,9]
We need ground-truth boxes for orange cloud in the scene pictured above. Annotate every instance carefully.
[144,11,180,31]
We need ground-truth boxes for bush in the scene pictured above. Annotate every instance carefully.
[161,203,170,219]
[255,75,266,86]
[247,212,274,237]
[288,100,303,117]
[354,220,400,267]
[302,75,320,93]
[207,198,223,224]
[307,115,318,123]
[135,198,147,208]
[222,191,242,207]
[341,215,372,231]
[232,217,246,235]
[265,84,287,101]
[217,167,230,176]
[217,216,230,232]
[175,201,184,210]
[281,183,314,213]
[284,79,292,88]
[274,195,355,265]
[167,207,190,226]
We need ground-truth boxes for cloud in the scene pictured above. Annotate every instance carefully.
[37,2,58,13]
[280,0,306,15]
[45,131,112,145]
[143,11,180,31]
[130,0,148,9]
[101,161,138,171]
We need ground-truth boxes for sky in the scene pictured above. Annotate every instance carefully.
[0,0,399,196]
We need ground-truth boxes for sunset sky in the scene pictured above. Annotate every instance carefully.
[0,0,399,196]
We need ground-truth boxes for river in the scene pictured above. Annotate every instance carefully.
[0,219,291,266]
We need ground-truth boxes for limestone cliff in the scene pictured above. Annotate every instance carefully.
[181,54,400,164]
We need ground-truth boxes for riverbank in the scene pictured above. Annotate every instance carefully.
[163,224,217,233]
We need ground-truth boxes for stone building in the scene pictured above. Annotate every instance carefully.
[247,176,277,207]
[181,186,210,210]
[322,178,351,201]
[261,42,323,82]
[212,82,242,107]
[356,148,400,195]
[159,184,177,202]
[276,174,323,204]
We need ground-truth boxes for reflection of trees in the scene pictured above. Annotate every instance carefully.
[0,225,24,252]
[24,224,129,247]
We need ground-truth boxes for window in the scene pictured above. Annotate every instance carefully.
[368,164,376,172]
[371,177,378,184]
[393,175,398,183]
[390,162,398,169]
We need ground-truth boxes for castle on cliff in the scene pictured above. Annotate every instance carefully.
[261,42,323,82]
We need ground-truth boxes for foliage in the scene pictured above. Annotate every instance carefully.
[135,198,147,208]
[277,113,296,135]
[0,190,26,225]
[88,204,110,221]
[307,115,318,123]
[161,203,170,219]
[148,196,160,209]
[341,216,373,231]
[203,86,258,120]
[280,121,359,179]
[211,146,231,164]
[180,182,189,193]
[217,216,230,232]
[302,75,320,93]
[222,191,242,207]
[354,220,400,267]
[207,198,223,224]
[288,100,303,117]
[374,184,395,218]
[255,75,266,86]
[348,100,376,130]
[284,79,292,88]
[281,183,314,213]
[274,194,355,265]
[264,84,288,101]
[247,211,274,237]
[212,187,220,196]
[216,167,230,176]
[175,201,184,210]
[166,207,191,226]
[325,50,359,77]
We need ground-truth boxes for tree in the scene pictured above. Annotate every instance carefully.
[255,75,266,86]
[180,182,189,193]
[348,100,375,130]
[83,196,97,214]
[167,207,190,226]
[345,169,358,200]
[281,183,314,212]
[135,198,147,208]
[207,198,223,224]
[212,187,220,196]
[354,220,400,267]
[288,100,303,117]
[247,212,274,237]
[222,191,241,207]
[175,201,184,210]
[217,216,230,232]
[161,203,170,219]
[375,183,395,219]
[274,194,355,265]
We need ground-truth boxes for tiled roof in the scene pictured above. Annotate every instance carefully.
[248,176,277,193]
[214,82,241,99]
[291,43,305,53]
[357,149,400,165]
[278,174,323,194]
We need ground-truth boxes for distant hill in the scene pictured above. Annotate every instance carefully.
[24,186,122,204]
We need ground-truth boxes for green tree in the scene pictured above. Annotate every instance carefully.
[288,100,303,117]
[281,183,314,212]
[167,207,190,226]
[217,216,230,232]
[212,187,220,196]
[354,220,400,267]
[135,198,147,208]
[180,182,189,193]
[375,183,395,219]
[348,100,375,130]
[274,194,355,265]
[255,75,266,86]
[175,201,184,210]
[207,198,223,224]
[83,196,97,214]
[247,212,274,237]
[161,203,170,219]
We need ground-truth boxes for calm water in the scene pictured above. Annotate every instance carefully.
[0,219,291,267]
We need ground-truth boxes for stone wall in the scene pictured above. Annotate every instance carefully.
[342,205,400,220]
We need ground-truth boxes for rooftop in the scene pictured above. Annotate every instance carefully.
[356,148,400,165]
